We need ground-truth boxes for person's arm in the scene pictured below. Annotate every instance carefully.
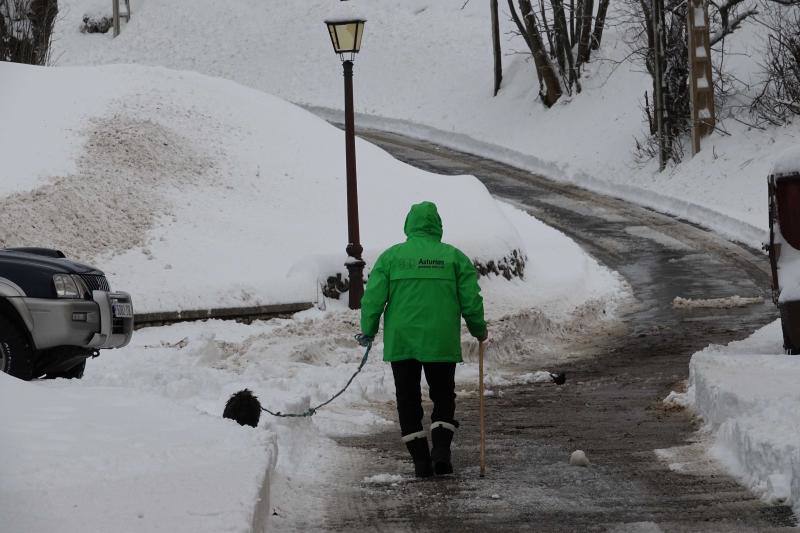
[360,252,390,337]
[455,250,487,340]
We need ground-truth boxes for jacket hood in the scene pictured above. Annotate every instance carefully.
[403,201,443,241]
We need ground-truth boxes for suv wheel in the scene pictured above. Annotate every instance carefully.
[46,360,86,380]
[0,314,34,380]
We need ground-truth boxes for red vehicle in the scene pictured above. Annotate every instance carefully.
[767,169,800,354]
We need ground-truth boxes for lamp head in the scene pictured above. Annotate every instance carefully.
[325,18,366,62]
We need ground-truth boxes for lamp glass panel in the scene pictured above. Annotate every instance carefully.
[327,25,339,51]
[354,22,364,51]
[333,22,360,52]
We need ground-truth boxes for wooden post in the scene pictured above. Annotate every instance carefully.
[112,0,120,37]
[688,0,715,155]
[491,0,503,96]
[652,0,667,171]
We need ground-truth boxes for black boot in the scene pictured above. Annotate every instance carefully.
[431,422,456,475]
[403,434,433,478]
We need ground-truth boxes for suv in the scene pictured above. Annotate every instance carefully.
[0,248,134,380]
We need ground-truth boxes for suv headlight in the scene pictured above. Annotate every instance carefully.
[53,274,88,299]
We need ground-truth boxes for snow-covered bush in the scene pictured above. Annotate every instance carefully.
[321,249,528,300]
[80,13,112,34]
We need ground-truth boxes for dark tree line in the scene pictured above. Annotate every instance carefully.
[0,0,57,65]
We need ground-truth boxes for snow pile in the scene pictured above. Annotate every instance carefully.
[51,0,798,247]
[1,61,625,317]
[485,370,554,388]
[677,320,800,512]
[771,146,800,178]
[362,474,405,484]
[776,232,800,304]
[1,62,526,313]
[0,372,276,533]
[672,295,763,309]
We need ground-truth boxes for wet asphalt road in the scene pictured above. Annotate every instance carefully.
[310,129,796,532]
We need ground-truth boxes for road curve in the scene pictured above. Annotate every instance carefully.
[310,129,795,532]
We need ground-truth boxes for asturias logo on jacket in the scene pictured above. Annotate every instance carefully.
[418,258,445,269]
[396,258,447,270]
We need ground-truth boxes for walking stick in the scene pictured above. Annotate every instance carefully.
[479,340,486,477]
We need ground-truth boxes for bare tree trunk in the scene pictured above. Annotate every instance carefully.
[509,0,563,106]
[539,0,556,57]
[570,0,576,45]
[552,0,581,92]
[574,0,584,50]
[30,0,58,64]
[591,0,610,50]
[577,0,594,64]
[550,0,568,72]
[491,0,503,96]
[640,0,658,135]
[508,0,543,85]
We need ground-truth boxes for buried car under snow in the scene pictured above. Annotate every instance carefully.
[0,248,133,380]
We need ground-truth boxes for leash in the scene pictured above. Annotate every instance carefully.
[260,342,372,418]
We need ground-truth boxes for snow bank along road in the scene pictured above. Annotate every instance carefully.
[310,129,797,532]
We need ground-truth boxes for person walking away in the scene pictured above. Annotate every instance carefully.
[356,201,487,478]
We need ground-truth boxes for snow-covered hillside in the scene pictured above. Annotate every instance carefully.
[51,0,798,247]
[0,62,524,312]
[1,61,624,315]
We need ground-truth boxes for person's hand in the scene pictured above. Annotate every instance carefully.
[355,333,374,347]
[478,333,489,345]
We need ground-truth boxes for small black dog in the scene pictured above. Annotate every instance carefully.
[223,389,262,428]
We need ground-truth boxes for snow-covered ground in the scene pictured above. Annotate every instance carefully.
[0,372,276,533]
[668,321,800,515]
[50,0,797,248]
[7,0,797,528]
[4,266,620,533]
[1,47,626,533]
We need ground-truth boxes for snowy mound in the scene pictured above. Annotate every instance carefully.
[1,62,523,312]
[683,321,800,514]
[0,372,276,533]
[771,146,800,177]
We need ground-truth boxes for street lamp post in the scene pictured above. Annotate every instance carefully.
[325,17,367,310]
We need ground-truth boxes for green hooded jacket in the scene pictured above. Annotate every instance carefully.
[360,201,487,363]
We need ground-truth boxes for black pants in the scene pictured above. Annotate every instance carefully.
[391,360,457,437]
